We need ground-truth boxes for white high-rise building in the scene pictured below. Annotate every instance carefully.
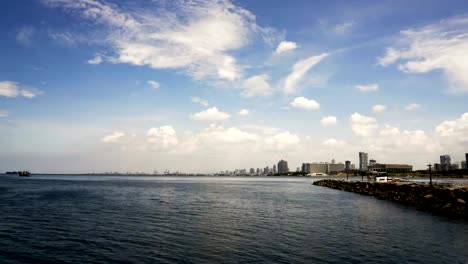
[359,152,368,171]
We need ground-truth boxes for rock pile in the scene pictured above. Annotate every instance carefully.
[313,180,468,219]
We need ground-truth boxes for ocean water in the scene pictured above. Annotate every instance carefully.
[0,175,467,264]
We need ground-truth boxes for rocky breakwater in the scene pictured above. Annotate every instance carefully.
[313,180,468,219]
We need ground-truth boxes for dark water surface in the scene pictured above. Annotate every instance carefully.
[0,175,467,264]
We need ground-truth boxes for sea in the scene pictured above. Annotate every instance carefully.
[0,175,467,264]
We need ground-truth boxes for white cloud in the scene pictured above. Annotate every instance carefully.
[354,84,379,92]
[322,138,346,147]
[44,0,273,82]
[405,103,421,111]
[102,131,126,143]
[372,104,387,113]
[0,81,42,98]
[147,126,178,149]
[284,53,329,94]
[350,112,378,137]
[16,26,35,46]
[197,124,259,144]
[87,55,103,65]
[264,131,300,150]
[321,116,337,127]
[435,113,468,141]
[334,21,355,33]
[238,109,249,116]
[275,40,298,54]
[290,97,320,110]
[190,107,230,122]
[191,97,209,107]
[378,17,468,93]
[241,74,272,98]
[0,110,9,117]
[147,80,160,89]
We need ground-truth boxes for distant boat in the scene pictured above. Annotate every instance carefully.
[18,171,31,177]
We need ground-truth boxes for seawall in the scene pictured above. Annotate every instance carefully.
[313,180,468,219]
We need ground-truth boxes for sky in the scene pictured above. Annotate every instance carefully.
[1,0,468,173]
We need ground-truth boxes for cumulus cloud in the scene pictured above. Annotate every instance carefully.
[290,97,320,110]
[241,74,272,98]
[197,124,259,144]
[264,131,300,150]
[372,104,387,113]
[350,112,378,137]
[275,40,298,54]
[405,103,421,111]
[378,17,468,93]
[435,113,468,143]
[147,80,160,89]
[87,55,103,65]
[238,109,249,116]
[190,107,230,122]
[191,97,209,107]
[0,81,42,98]
[102,131,126,143]
[354,84,379,92]
[321,116,337,127]
[283,53,329,94]
[44,0,275,82]
[147,126,178,149]
[322,138,346,147]
[0,110,9,117]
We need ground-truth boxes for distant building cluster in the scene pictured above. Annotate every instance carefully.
[216,151,468,177]
[432,153,468,171]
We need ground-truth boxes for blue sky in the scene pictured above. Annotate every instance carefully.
[1,0,467,173]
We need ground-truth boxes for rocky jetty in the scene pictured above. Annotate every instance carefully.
[313,179,468,219]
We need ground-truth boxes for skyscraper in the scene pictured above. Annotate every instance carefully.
[359,152,368,171]
[345,160,351,171]
[465,153,468,169]
[272,164,277,174]
[278,159,289,174]
[440,155,451,171]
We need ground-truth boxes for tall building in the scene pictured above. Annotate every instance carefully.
[278,159,289,174]
[302,163,311,174]
[272,164,277,174]
[461,161,467,169]
[328,163,345,173]
[440,155,451,171]
[359,152,368,171]
[310,163,328,174]
[345,160,351,171]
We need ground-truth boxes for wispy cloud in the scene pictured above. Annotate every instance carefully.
[354,83,379,92]
[147,80,160,89]
[283,53,329,94]
[238,109,249,116]
[334,21,355,33]
[0,110,9,117]
[378,16,468,93]
[87,55,103,65]
[0,81,42,98]
[44,0,276,82]
[16,26,35,46]
[191,97,209,107]
[405,103,421,111]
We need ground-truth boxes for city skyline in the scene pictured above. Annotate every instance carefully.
[1,0,468,173]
